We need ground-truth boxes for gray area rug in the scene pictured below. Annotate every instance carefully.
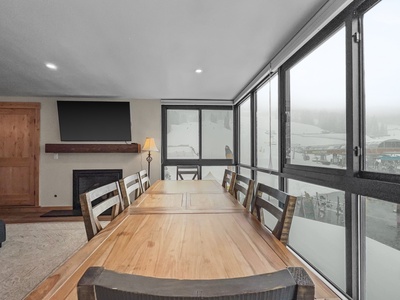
[0,222,92,300]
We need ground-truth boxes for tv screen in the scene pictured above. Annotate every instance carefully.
[57,101,131,141]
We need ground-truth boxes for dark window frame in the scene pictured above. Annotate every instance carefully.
[161,105,235,179]
[233,1,400,299]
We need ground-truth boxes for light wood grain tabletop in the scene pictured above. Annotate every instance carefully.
[26,180,340,300]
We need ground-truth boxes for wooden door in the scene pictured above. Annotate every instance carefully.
[0,102,40,206]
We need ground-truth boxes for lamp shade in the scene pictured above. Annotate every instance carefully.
[142,137,159,152]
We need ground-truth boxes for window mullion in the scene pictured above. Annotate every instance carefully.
[251,91,257,180]
[345,10,363,299]
[199,109,202,178]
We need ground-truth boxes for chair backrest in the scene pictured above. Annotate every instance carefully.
[79,181,122,241]
[176,165,200,180]
[138,169,151,192]
[222,169,236,194]
[232,174,254,210]
[78,266,314,300]
[251,183,297,245]
[119,173,142,209]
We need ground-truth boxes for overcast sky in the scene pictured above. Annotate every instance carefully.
[364,0,400,110]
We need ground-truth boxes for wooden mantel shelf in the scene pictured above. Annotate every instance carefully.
[45,143,141,153]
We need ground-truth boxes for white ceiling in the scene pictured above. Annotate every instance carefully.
[0,0,328,100]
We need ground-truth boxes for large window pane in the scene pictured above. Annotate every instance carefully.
[288,27,346,169]
[363,196,400,300]
[364,1,400,175]
[240,98,251,165]
[202,110,233,159]
[288,180,345,291]
[167,110,199,159]
[257,75,279,170]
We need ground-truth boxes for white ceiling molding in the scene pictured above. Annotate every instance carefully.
[233,0,353,105]
[161,99,233,106]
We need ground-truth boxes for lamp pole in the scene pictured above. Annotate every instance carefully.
[146,151,152,179]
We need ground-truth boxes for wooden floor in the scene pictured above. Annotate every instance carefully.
[0,207,111,224]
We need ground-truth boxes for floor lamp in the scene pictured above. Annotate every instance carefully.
[142,137,159,179]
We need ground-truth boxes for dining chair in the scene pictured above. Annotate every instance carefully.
[251,183,297,245]
[221,169,236,194]
[232,174,254,211]
[138,169,151,192]
[79,181,122,241]
[119,173,142,209]
[77,266,314,300]
[176,165,200,180]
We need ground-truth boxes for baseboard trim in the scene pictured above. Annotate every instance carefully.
[0,206,72,213]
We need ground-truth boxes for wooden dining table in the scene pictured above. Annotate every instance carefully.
[26,180,340,300]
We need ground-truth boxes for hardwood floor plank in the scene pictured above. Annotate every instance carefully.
[0,208,111,224]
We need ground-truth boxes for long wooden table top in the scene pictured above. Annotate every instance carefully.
[26,180,340,300]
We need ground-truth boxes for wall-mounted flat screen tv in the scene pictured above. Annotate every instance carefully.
[57,101,131,141]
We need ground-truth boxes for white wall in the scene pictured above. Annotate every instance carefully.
[0,97,161,207]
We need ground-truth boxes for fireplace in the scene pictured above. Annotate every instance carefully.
[73,169,123,214]
[41,169,123,218]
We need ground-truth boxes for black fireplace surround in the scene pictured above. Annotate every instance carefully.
[41,169,122,217]
[73,169,122,213]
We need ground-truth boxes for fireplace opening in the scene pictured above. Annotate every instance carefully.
[73,169,123,215]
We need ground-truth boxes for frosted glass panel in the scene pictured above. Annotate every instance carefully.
[288,179,345,291]
[164,166,177,180]
[240,98,251,165]
[202,166,227,184]
[256,172,278,189]
[256,172,279,230]
[364,196,400,300]
[239,167,251,178]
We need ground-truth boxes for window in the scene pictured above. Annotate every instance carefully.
[202,166,228,183]
[287,27,346,169]
[167,110,199,159]
[164,165,229,182]
[256,172,279,230]
[288,179,346,290]
[256,172,278,189]
[164,166,176,180]
[202,110,233,159]
[364,0,400,175]
[232,1,400,298]
[239,97,251,165]
[256,75,279,170]
[162,106,233,179]
[363,196,400,300]
[238,166,251,178]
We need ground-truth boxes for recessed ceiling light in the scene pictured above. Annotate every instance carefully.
[195,69,203,73]
[46,63,58,70]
